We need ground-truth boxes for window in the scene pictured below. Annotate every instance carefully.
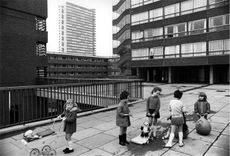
[35,17,46,31]
[181,0,193,15]
[131,48,149,60]
[36,43,46,56]
[149,47,163,59]
[181,0,207,15]
[189,19,206,35]
[209,14,229,32]
[164,3,179,18]
[165,45,180,58]
[181,43,193,57]
[144,27,163,40]
[132,31,144,42]
[209,39,230,55]
[193,0,207,12]
[209,0,227,8]
[165,23,186,38]
[149,8,163,22]
[131,0,142,8]
[36,67,47,78]
[131,12,148,25]
[181,42,206,57]
[193,42,206,56]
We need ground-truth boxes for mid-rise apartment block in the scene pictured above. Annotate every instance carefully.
[59,2,96,56]
[113,0,229,84]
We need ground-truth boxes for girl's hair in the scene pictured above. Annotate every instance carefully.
[120,90,129,100]
[199,92,207,101]
[174,90,183,99]
[151,87,162,94]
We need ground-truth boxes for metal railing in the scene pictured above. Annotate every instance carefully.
[0,80,143,128]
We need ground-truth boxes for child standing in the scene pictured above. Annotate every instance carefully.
[58,99,80,154]
[194,92,210,119]
[164,90,185,148]
[116,90,132,146]
[146,87,162,138]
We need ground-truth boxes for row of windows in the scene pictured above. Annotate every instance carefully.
[48,56,107,62]
[131,0,159,8]
[49,64,107,69]
[131,39,230,60]
[132,14,229,42]
[131,0,228,25]
[48,72,107,77]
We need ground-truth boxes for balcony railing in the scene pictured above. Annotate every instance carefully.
[131,50,229,60]
[0,80,143,128]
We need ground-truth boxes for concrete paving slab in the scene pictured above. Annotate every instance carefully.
[171,137,211,156]
[214,111,229,118]
[120,137,167,156]
[210,116,229,124]
[77,133,116,149]
[78,119,107,128]
[222,125,229,136]
[213,135,229,150]
[56,142,90,156]
[93,122,116,131]
[0,141,26,156]
[188,130,219,143]
[163,150,191,156]
[211,122,228,132]
[99,139,130,156]
[72,128,102,141]
[96,115,115,122]
[104,127,120,137]
[78,148,113,156]
[204,146,229,156]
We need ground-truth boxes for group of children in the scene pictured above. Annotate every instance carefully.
[116,88,211,148]
[57,87,210,154]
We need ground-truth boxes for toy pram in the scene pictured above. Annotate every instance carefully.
[21,119,62,156]
[131,122,154,145]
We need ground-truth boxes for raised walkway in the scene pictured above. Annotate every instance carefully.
[0,84,229,156]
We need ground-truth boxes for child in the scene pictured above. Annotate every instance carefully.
[164,90,186,148]
[58,99,80,154]
[116,90,132,146]
[146,87,162,138]
[194,92,210,119]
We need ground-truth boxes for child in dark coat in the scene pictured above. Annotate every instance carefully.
[116,90,132,146]
[194,92,210,119]
[58,99,80,154]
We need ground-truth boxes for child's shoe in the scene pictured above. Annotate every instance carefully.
[64,148,74,154]
[63,148,69,153]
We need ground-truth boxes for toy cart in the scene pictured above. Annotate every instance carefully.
[21,119,63,156]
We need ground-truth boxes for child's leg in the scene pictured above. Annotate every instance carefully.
[178,125,183,146]
[148,117,153,126]
[119,127,126,146]
[152,118,157,137]
[165,125,176,147]
[66,133,73,150]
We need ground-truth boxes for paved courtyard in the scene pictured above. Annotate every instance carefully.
[0,84,229,156]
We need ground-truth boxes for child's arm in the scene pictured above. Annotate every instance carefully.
[146,97,150,114]
[206,102,211,114]
[155,98,160,114]
[194,102,198,114]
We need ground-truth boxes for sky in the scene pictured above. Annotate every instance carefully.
[47,0,113,56]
